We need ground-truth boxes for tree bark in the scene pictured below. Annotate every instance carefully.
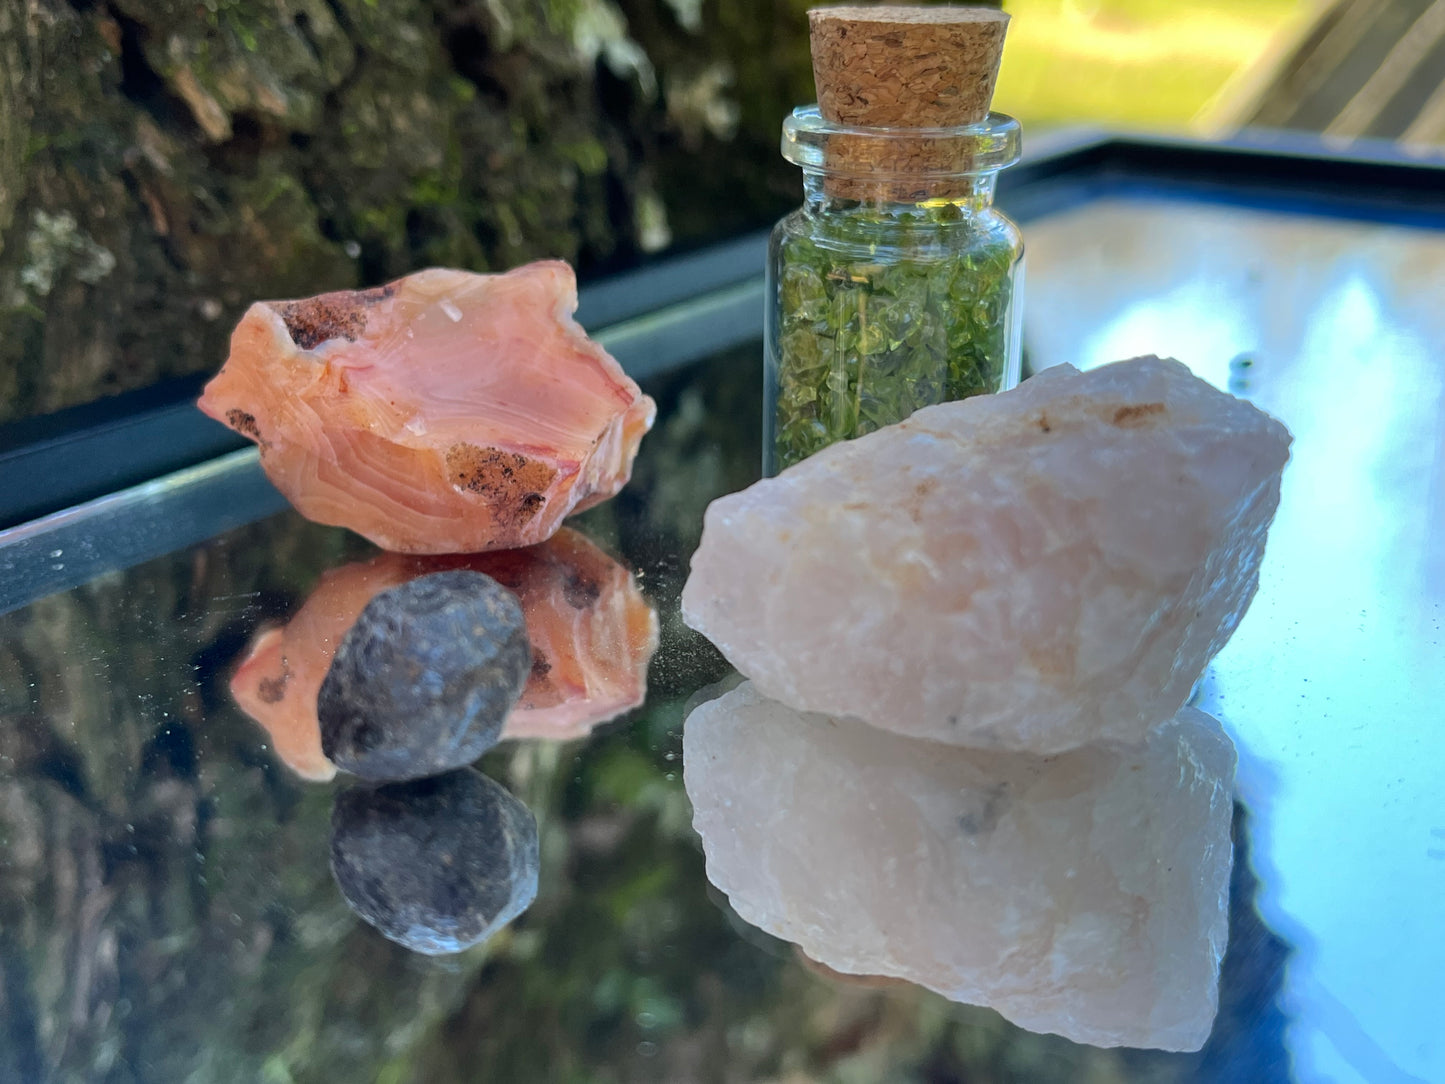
[0,0,879,423]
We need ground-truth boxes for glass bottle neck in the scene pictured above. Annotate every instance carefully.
[799,169,1000,216]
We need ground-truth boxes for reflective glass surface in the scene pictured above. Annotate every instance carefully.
[2,193,1443,1084]
[1027,197,1445,1084]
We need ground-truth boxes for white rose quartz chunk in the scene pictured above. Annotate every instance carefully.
[684,681,1236,1051]
[681,357,1291,753]
[200,262,655,554]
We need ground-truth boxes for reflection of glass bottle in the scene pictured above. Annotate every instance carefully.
[764,6,1024,474]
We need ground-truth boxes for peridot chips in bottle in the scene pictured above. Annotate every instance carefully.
[766,6,1024,473]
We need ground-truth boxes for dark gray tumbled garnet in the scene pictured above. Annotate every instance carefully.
[330,768,540,955]
[319,569,531,780]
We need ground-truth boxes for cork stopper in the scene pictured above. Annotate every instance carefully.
[807,5,1010,199]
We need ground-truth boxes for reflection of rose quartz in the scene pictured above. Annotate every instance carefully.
[198,264,656,553]
[229,530,658,781]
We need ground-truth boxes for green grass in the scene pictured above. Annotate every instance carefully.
[994,0,1314,131]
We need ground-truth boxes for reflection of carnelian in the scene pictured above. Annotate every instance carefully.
[229,529,658,781]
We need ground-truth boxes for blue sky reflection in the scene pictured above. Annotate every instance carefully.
[1027,200,1445,1084]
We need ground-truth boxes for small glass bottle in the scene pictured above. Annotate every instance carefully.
[765,109,1023,473]
[763,5,1023,475]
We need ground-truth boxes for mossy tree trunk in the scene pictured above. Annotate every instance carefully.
[0,0,914,423]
